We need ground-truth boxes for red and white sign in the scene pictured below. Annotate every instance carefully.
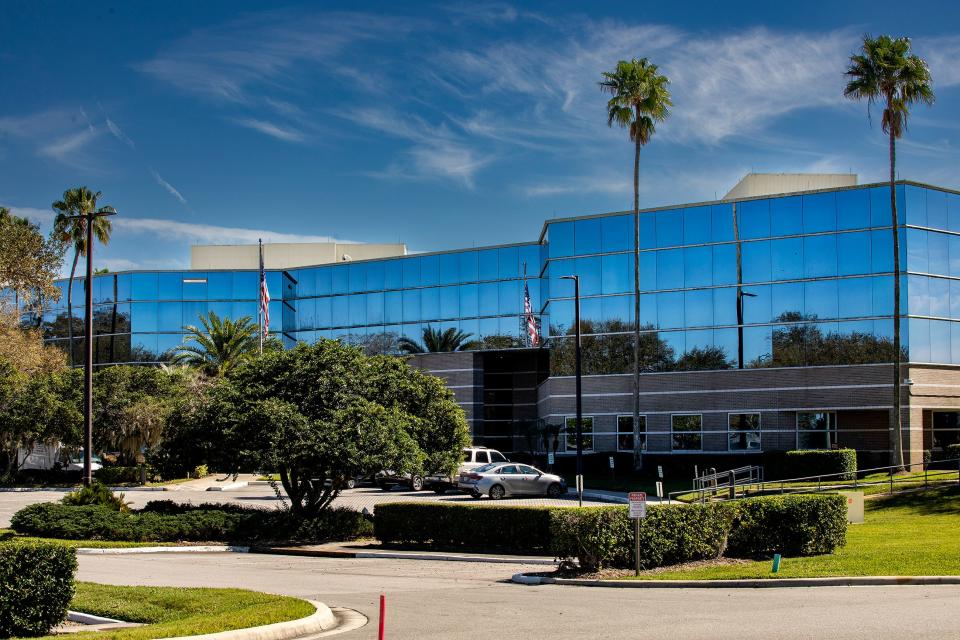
[628,491,647,519]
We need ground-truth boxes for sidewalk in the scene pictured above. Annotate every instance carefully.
[164,473,260,492]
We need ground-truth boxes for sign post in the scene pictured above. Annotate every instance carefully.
[629,491,647,576]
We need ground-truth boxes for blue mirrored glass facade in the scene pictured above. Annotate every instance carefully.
[33,182,960,372]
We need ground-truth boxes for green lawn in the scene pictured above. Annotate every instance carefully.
[0,529,175,549]
[635,485,960,580]
[30,582,315,640]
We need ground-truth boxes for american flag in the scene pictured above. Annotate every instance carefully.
[524,281,539,347]
[259,242,270,338]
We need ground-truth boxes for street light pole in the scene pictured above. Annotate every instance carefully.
[66,206,116,487]
[561,275,583,507]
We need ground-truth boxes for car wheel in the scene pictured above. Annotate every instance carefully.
[489,484,506,500]
[410,476,424,491]
[345,478,357,490]
[547,483,563,498]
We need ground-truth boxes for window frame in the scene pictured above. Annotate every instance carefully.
[616,414,646,453]
[795,411,838,450]
[727,412,762,452]
[671,413,703,451]
[564,415,595,453]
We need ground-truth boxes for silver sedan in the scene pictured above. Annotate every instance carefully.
[458,463,567,499]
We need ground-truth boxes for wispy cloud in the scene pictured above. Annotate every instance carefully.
[150,169,188,205]
[522,175,630,198]
[232,117,304,143]
[114,216,357,245]
[37,127,103,162]
[105,118,135,148]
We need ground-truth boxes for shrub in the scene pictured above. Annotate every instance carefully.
[10,501,371,544]
[551,503,736,571]
[784,449,857,480]
[95,466,161,485]
[62,481,130,512]
[374,502,554,554]
[948,444,960,460]
[726,494,847,558]
[193,464,209,478]
[0,541,77,637]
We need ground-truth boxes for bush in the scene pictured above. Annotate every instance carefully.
[62,482,130,512]
[948,444,960,460]
[784,449,857,480]
[193,464,209,478]
[374,503,554,554]
[551,503,737,571]
[726,494,847,558]
[94,466,161,485]
[10,501,371,544]
[0,541,77,637]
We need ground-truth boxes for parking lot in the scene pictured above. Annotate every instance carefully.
[0,482,621,528]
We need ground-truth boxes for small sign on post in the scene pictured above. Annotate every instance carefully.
[609,456,615,469]
[547,451,555,465]
[629,492,647,576]
[657,465,664,479]
[655,481,663,500]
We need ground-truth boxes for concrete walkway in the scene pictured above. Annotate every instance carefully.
[253,541,559,565]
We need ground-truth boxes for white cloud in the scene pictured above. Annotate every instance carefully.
[105,118,136,148]
[5,205,55,226]
[232,117,304,143]
[36,127,102,162]
[919,35,960,88]
[522,175,630,198]
[113,216,357,245]
[150,169,188,205]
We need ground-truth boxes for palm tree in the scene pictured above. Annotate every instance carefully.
[844,35,934,471]
[52,187,113,366]
[398,326,477,354]
[600,58,671,470]
[171,311,265,376]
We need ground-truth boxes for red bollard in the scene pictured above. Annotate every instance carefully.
[378,593,386,640]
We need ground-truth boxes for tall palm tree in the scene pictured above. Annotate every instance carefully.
[171,311,264,376]
[52,187,113,366]
[600,58,671,470]
[398,326,477,354]
[844,35,934,471]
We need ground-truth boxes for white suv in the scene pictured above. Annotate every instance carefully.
[425,446,509,494]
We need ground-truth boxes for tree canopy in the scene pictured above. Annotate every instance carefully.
[0,207,64,306]
[159,339,470,516]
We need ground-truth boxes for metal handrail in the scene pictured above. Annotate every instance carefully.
[668,456,960,503]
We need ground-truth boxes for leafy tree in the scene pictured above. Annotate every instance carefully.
[600,58,672,468]
[171,311,277,376]
[844,35,934,470]
[93,365,192,463]
[159,340,469,516]
[398,325,477,354]
[674,346,733,371]
[52,187,114,365]
[0,207,64,307]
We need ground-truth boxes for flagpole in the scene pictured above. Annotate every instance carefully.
[258,238,264,355]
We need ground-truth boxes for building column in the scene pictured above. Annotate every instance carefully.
[903,406,926,468]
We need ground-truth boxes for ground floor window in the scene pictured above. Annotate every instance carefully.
[617,415,646,452]
[932,411,960,450]
[672,414,702,450]
[797,411,837,449]
[565,416,594,452]
[728,413,761,451]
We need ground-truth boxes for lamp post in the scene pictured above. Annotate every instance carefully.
[560,275,583,506]
[64,206,117,487]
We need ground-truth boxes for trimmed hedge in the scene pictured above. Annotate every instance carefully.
[10,502,372,544]
[0,541,77,637]
[726,494,847,558]
[374,494,848,571]
[785,449,857,480]
[374,503,553,554]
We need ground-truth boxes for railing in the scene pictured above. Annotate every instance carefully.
[668,457,960,503]
[683,465,765,502]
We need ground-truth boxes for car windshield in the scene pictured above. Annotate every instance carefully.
[472,463,500,473]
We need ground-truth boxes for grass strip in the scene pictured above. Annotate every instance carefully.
[32,582,315,640]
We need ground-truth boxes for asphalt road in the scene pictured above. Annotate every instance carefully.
[0,484,617,528]
[76,552,960,640]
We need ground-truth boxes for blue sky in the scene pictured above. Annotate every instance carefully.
[2,0,959,272]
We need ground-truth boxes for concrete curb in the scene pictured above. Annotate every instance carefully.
[206,482,249,492]
[0,486,169,493]
[68,611,127,625]
[511,573,960,588]
[76,545,250,555]
[580,491,628,504]
[172,600,337,640]
[252,545,558,565]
